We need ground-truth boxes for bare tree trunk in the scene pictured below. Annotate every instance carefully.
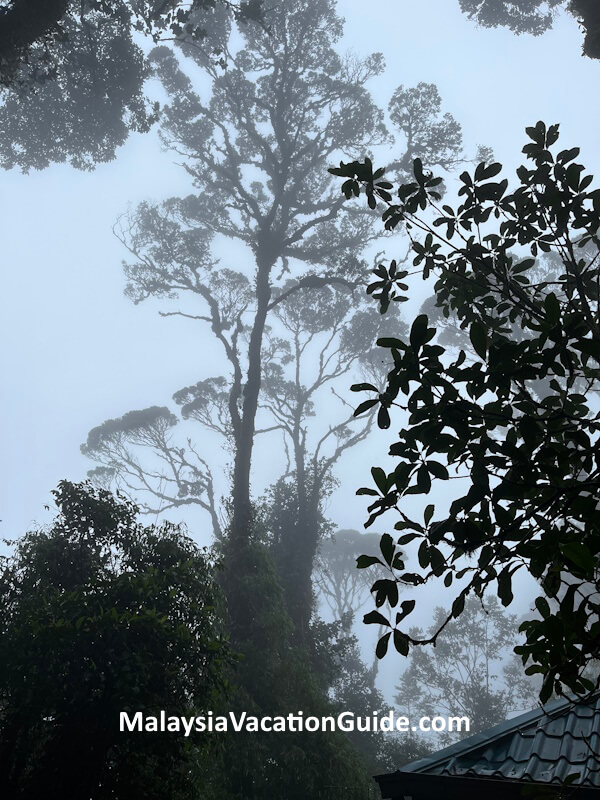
[285,500,320,639]
[226,250,275,637]
[279,438,325,640]
[230,250,273,550]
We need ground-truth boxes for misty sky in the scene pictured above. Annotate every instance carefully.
[2,0,598,703]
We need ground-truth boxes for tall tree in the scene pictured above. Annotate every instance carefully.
[314,529,382,622]
[82,0,465,634]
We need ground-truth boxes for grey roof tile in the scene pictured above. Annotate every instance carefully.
[395,693,600,789]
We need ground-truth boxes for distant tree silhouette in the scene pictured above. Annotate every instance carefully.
[314,528,384,622]
[395,597,538,745]
[82,0,468,636]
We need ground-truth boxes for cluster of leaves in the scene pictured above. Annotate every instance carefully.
[0,481,231,798]
[331,122,600,703]
[457,0,600,60]
[457,0,564,36]
[0,0,263,170]
[0,0,262,85]
[0,1,154,170]
[569,0,600,59]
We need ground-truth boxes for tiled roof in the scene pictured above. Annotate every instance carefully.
[377,693,600,796]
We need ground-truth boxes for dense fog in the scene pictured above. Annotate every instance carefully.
[2,1,600,797]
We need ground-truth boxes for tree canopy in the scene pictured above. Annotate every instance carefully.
[457,0,600,59]
[331,121,600,703]
[0,0,263,169]
[0,0,263,85]
[0,480,231,798]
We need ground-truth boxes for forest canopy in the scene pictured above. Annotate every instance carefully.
[0,0,263,169]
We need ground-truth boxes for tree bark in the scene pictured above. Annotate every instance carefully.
[287,496,321,638]
[230,246,274,551]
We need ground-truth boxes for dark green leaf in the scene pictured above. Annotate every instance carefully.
[393,629,409,656]
[376,631,391,658]
[371,467,388,494]
[354,398,378,417]
[380,532,395,566]
[410,314,429,350]
[544,293,560,325]
[364,610,391,627]
[424,504,434,525]
[560,542,595,572]
[356,555,382,569]
[469,321,488,360]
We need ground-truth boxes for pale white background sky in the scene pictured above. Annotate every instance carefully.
[1,0,598,703]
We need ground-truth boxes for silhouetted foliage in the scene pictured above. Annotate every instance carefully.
[0,481,231,798]
[0,1,263,169]
[332,122,600,703]
[570,0,600,58]
[458,0,563,35]
[458,0,600,59]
